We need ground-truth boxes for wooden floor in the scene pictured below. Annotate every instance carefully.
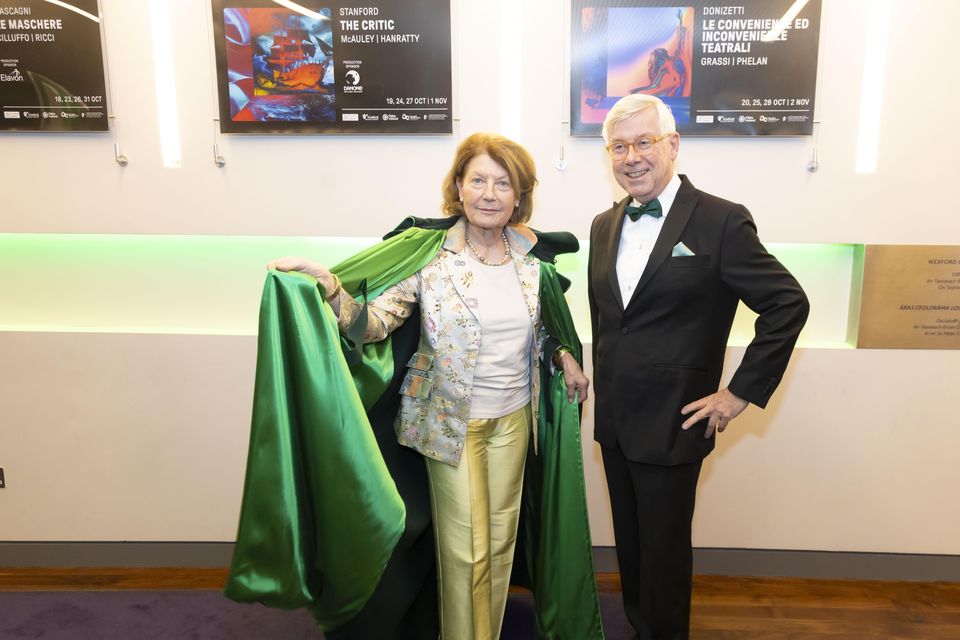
[687,575,960,639]
[1,569,958,639]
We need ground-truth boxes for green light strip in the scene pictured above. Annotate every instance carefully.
[0,234,858,347]
[0,234,379,336]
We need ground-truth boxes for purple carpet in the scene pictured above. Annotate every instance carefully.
[0,591,634,639]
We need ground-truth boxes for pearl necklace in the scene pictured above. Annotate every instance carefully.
[465,230,512,266]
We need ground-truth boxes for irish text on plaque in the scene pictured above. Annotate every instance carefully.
[857,245,960,349]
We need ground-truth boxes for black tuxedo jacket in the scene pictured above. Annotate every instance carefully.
[587,175,809,465]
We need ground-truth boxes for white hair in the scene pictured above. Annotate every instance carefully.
[601,94,677,143]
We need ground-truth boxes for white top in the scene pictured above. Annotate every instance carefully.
[617,173,682,305]
[468,259,533,419]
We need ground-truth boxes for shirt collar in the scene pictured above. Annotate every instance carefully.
[631,173,681,219]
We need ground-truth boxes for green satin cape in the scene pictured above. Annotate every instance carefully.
[519,261,605,640]
[226,221,603,639]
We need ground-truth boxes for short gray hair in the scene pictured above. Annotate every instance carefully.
[601,94,676,143]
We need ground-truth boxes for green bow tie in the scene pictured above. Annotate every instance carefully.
[625,199,662,221]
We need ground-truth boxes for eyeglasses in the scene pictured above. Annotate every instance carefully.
[606,133,674,159]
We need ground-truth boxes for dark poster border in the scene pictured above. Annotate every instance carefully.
[0,0,109,133]
[570,0,822,137]
[211,0,452,135]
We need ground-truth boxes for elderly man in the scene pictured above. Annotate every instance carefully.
[587,94,809,639]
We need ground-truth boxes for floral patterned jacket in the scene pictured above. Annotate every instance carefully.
[334,216,547,466]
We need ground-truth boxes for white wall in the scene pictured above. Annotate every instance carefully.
[1,0,958,553]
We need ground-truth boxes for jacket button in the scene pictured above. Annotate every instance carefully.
[620,327,629,335]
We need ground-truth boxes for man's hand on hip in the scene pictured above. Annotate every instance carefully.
[680,387,748,438]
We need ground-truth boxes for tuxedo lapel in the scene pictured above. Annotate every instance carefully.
[624,179,698,310]
[605,197,631,311]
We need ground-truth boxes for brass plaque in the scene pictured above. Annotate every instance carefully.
[857,245,960,349]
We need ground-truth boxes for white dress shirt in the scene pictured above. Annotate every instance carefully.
[616,173,682,305]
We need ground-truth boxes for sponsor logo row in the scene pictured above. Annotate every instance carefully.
[341,112,448,122]
[695,113,810,125]
[3,109,104,120]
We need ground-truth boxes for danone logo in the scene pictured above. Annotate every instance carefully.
[343,69,362,93]
[0,68,23,82]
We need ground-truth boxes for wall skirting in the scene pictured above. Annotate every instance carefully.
[1,543,957,581]
[597,547,960,581]
[0,543,234,569]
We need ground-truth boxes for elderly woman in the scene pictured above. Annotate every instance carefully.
[236,133,600,640]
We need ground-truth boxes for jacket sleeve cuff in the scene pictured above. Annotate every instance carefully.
[727,371,779,409]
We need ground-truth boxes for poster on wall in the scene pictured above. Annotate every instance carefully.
[571,0,822,136]
[211,0,452,134]
[0,0,109,132]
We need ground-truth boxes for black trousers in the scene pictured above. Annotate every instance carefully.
[602,443,702,640]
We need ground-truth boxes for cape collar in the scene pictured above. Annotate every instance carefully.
[442,215,537,257]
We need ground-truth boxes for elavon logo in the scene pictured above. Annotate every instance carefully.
[0,68,23,82]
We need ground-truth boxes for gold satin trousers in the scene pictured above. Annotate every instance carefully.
[425,404,531,640]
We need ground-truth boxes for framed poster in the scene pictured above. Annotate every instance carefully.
[211,0,452,134]
[0,0,109,132]
[571,0,822,136]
